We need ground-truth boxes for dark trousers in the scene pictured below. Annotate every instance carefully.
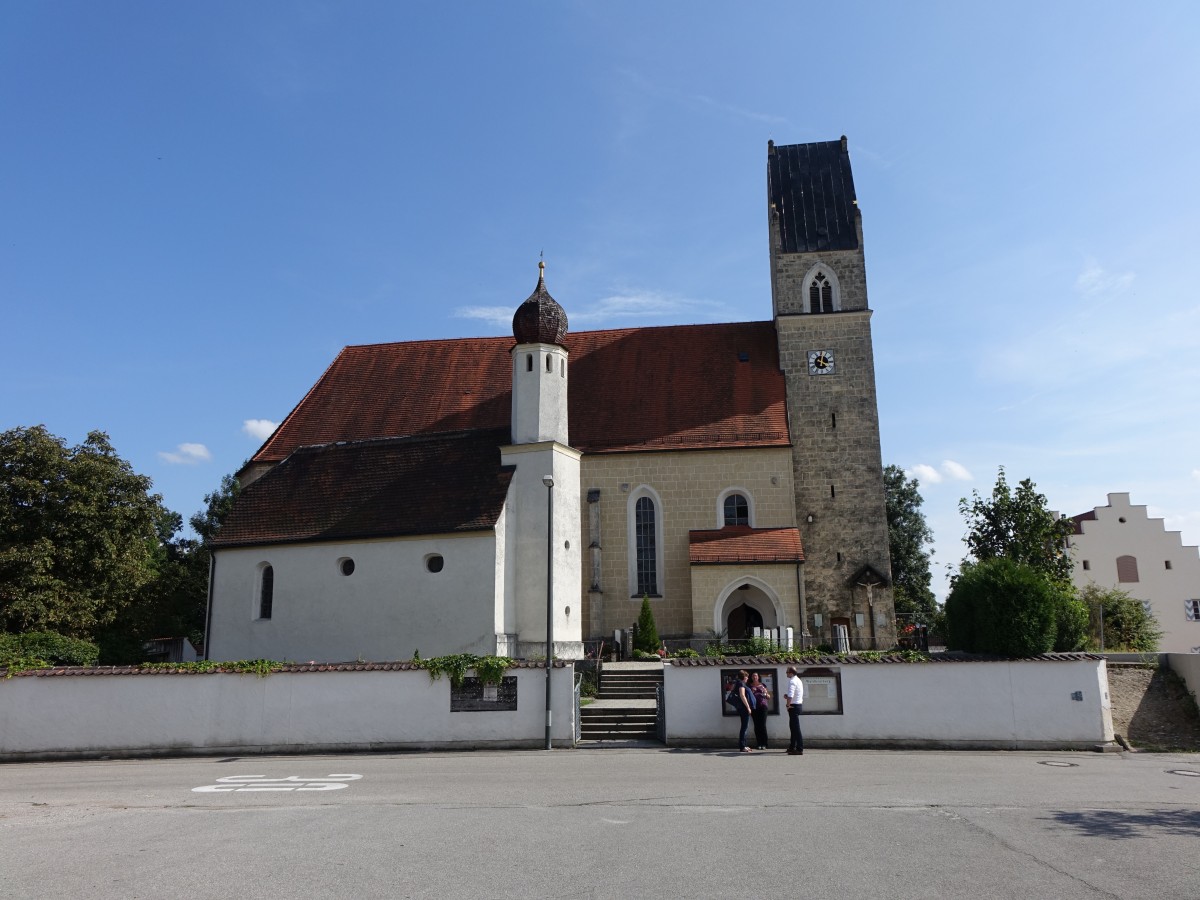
[737,709,751,749]
[788,704,804,752]
[752,706,769,748]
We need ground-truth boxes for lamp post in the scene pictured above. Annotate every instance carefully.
[542,474,554,750]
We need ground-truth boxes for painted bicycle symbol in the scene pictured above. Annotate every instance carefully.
[192,774,362,793]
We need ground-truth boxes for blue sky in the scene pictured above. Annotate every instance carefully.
[4,2,1198,600]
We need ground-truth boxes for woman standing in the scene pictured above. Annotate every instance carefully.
[749,671,771,750]
[732,669,755,752]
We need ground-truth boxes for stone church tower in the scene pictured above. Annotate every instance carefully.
[768,138,895,649]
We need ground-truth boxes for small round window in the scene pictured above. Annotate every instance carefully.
[426,554,444,574]
[339,558,355,576]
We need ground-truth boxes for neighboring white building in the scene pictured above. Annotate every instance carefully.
[1069,493,1200,654]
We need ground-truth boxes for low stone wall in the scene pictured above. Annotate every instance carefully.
[663,655,1115,750]
[0,662,577,761]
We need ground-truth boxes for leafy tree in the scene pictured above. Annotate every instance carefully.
[0,426,173,639]
[0,631,99,667]
[945,557,1064,656]
[633,595,660,654]
[1079,584,1162,652]
[959,467,1075,584]
[97,473,241,663]
[884,465,938,625]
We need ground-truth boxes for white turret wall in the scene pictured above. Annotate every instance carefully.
[510,343,569,445]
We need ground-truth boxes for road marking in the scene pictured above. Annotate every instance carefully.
[193,774,362,793]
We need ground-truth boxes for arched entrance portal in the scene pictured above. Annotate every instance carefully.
[719,581,779,640]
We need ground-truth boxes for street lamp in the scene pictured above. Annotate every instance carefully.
[542,474,554,750]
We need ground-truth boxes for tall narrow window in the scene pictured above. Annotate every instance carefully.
[723,493,749,526]
[259,565,274,619]
[526,353,533,372]
[1186,600,1200,622]
[809,272,834,313]
[635,496,657,596]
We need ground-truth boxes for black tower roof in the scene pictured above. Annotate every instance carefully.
[768,138,860,254]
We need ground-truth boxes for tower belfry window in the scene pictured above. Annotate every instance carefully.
[809,272,834,314]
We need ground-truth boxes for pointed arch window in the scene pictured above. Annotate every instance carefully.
[258,564,274,619]
[809,272,834,313]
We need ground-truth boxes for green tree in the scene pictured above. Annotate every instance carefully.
[633,596,660,654]
[97,473,241,662]
[0,426,173,639]
[945,557,1066,656]
[1079,584,1162,652]
[959,467,1076,584]
[884,465,938,625]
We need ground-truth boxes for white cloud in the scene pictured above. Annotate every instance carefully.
[1074,259,1135,297]
[243,419,279,441]
[941,460,973,481]
[158,443,211,465]
[907,460,972,485]
[570,290,729,325]
[910,464,943,484]
[1192,469,1200,482]
[453,306,514,329]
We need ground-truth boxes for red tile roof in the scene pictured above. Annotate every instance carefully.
[688,526,804,564]
[253,321,789,464]
[214,429,514,548]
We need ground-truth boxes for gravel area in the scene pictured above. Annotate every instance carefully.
[1107,664,1200,751]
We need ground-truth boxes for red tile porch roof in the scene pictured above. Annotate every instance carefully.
[688,525,804,564]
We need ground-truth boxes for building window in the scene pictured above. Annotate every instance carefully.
[426,554,444,574]
[635,496,657,595]
[339,558,355,576]
[258,565,274,620]
[526,353,533,372]
[1165,560,1173,570]
[723,493,749,527]
[1186,600,1200,622]
[809,272,834,314]
[1116,555,1139,583]
[627,486,664,597]
[1082,560,1091,571]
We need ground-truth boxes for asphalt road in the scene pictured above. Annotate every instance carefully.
[2,745,1198,899]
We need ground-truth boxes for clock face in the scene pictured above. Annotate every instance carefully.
[807,349,835,375]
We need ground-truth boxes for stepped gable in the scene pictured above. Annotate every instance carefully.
[768,138,859,253]
[214,429,514,548]
[688,525,804,564]
[251,320,789,464]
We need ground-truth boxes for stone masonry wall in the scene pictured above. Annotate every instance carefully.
[578,446,798,641]
[776,311,895,648]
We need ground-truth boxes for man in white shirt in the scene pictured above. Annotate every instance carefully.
[784,666,805,755]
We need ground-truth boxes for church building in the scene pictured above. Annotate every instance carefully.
[204,138,896,663]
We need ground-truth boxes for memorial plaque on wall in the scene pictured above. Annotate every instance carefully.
[450,676,518,712]
[720,667,781,717]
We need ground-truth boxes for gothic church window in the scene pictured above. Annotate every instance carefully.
[809,272,834,313]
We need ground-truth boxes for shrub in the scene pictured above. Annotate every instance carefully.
[673,647,700,659]
[1079,584,1163,652]
[734,636,775,657]
[633,596,660,654]
[945,558,1062,656]
[0,631,99,668]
